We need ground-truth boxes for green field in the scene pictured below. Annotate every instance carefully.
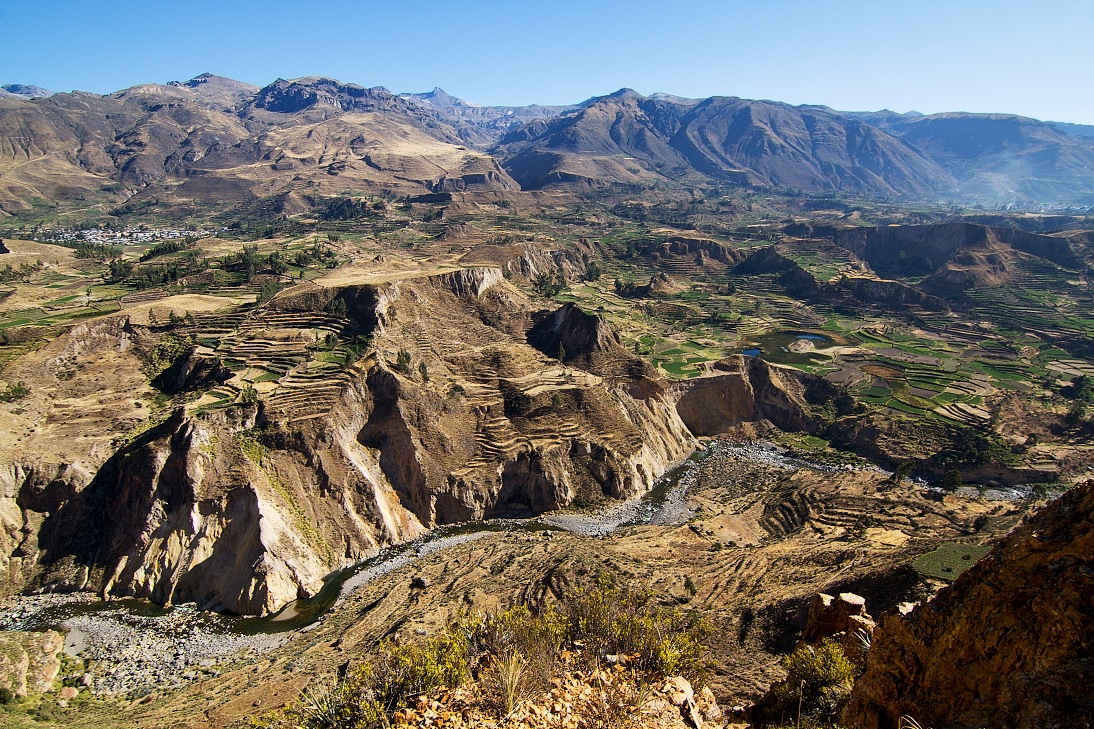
[913,543,993,581]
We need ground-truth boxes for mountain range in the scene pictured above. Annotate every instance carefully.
[2,73,1094,220]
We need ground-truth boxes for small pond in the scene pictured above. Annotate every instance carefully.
[745,331,832,365]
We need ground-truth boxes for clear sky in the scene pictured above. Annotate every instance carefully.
[2,0,1092,123]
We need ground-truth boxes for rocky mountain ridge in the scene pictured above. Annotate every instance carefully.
[3,75,1094,220]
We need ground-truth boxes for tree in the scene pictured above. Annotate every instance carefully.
[238,384,258,406]
[395,349,412,373]
[939,470,963,491]
[888,461,915,483]
[326,297,348,318]
[257,281,281,304]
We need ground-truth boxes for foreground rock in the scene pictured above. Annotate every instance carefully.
[842,480,1094,729]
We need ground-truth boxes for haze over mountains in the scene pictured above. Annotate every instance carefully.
[2,73,1094,220]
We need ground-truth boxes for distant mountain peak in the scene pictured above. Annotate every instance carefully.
[1,84,54,99]
[402,87,478,109]
[649,92,700,105]
[166,73,256,91]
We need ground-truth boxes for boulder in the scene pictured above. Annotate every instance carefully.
[802,592,872,643]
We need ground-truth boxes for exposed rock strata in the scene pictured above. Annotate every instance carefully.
[0,271,724,614]
[673,356,820,436]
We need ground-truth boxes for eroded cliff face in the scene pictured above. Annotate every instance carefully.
[842,481,1094,729]
[0,268,855,616]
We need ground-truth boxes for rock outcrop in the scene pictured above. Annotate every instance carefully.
[672,356,819,436]
[842,481,1094,729]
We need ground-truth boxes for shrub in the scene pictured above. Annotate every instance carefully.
[285,679,382,729]
[763,638,857,726]
[0,381,30,402]
[366,631,471,712]
[561,573,712,681]
[473,603,568,706]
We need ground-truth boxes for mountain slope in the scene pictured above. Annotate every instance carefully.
[0,76,518,218]
[843,481,1094,729]
[496,90,958,197]
[840,110,1094,204]
[671,97,955,196]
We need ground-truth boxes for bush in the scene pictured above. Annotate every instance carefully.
[394,349,412,373]
[471,604,568,712]
[284,679,381,729]
[762,638,857,726]
[561,573,712,681]
[367,631,471,712]
[0,381,30,402]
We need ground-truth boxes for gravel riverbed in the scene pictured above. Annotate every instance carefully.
[0,593,287,695]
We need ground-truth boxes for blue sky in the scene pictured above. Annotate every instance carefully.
[2,0,1092,123]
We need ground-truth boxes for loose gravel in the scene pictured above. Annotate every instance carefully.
[0,593,286,696]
